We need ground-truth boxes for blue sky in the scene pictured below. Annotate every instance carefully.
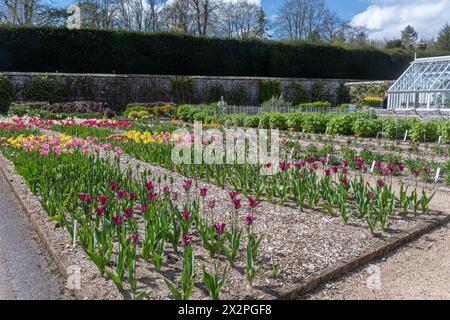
[262,0,368,20]
[53,0,450,40]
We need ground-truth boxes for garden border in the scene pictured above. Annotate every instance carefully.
[0,153,123,300]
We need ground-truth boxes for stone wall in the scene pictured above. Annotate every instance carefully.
[1,72,366,110]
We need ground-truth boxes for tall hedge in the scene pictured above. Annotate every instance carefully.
[0,26,412,80]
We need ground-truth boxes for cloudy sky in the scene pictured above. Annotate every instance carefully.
[55,0,450,40]
[262,0,450,40]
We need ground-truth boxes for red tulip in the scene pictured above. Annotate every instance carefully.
[200,187,208,197]
[124,208,133,219]
[118,190,127,199]
[95,207,106,216]
[147,191,158,202]
[113,216,123,226]
[377,179,385,188]
[141,204,149,213]
[145,181,154,191]
[229,191,239,200]
[232,198,242,210]
[110,182,118,191]
[182,236,193,246]
[183,179,193,192]
[97,195,109,206]
[182,211,191,221]
[248,197,261,209]
[245,214,255,226]
[214,223,226,235]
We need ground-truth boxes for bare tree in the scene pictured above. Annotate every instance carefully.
[276,0,336,41]
[78,0,119,29]
[162,0,194,33]
[216,0,267,39]
[0,0,45,25]
[190,0,220,36]
[144,0,166,32]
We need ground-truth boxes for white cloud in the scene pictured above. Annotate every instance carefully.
[350,0,450,40]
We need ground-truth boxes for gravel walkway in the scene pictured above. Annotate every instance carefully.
[303,222,450,300]
[0,172,71,300]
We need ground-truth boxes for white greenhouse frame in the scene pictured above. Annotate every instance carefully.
[387,55,450,110]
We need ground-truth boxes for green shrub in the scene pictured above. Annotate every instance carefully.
[410,120,439,142]
[438,121,450,142]
[176,104,193,121]
[224,116,235,126]
[193,110,211,122]
[353,117,381,137]
[382,117,412,139]
[204,115,218,124]
[24,75,66,103]
[259,80,281,104]
[8,104,30,116]
[243,115,260,128]
[286,112,304,131]
[258,113,271,129]
[302,113,328,133]
[171,76,195,104]
[269,112,288,130]
[124,105,147,116]
[0,76,15,113]
[232,114,246,127]
[327,114,357,135]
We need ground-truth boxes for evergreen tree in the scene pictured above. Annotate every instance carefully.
[401,25,418,48]
[436,23,450,51]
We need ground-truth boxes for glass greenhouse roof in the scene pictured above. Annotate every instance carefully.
[388,55,450,109]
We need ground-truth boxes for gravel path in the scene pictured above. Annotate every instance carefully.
[303,223,450,300]
[0,172,71,300]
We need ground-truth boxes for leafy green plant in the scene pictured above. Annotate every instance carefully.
[410,120,439,142]
[269,112,288,130]
[164,243,196,300]
[328,114,357,135]
[202,263,228,300]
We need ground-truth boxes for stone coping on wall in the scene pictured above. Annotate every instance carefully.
[0,71,369,83]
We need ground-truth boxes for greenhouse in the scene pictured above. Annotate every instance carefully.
[387,55,450,110]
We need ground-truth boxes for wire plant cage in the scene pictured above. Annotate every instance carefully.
[388,55,450,110]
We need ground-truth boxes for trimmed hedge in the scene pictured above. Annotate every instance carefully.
[0,26,411,80]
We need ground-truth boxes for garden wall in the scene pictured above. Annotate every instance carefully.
[1,72,359,110]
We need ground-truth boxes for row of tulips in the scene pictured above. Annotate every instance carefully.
[46,124,438,232]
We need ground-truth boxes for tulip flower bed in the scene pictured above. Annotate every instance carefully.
[46,123,443,233]
[2,117,449,300]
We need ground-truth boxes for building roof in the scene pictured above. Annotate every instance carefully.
[388,55,450,93]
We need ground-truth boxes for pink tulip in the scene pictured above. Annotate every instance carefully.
[182,236,193,246]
